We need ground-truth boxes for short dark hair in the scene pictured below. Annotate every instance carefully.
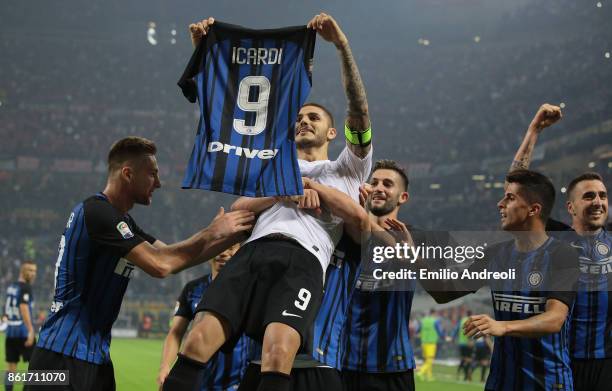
[108,137,157,172]
[506,169,556,222]
[301,102,335,128]
[567,172,604,199]
[372,160,409,191]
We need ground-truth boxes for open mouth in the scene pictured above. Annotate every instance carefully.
[371,193,386,202]
[296,127,314,136]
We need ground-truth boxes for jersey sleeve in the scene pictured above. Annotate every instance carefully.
[177,38,206,103]
[174,284,194,320]
[129,216,156,245]
[18,284,32,305]
[334,144,373,185]
[84,199,146,257]
[546,242,579,309]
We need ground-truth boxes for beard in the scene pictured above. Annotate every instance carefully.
[295,132,326,149]
[368,198,397,216]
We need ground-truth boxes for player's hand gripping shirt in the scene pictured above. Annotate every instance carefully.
[37,193,155,364]
[245,146,373,273]
[4,281,34,339]
[178,21,316,197]
[175,275,258,390]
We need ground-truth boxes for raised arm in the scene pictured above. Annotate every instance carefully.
[509,103,562,172]
[308,13,371,158]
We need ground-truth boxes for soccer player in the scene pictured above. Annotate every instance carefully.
[454,311,474,381]
[3,261,37,391]
[509,104,611,391]
[25,137,254,391]
[415,309,446,382]
[341,160,453,391]
[163,13,372,391]
[158,243,255,391]
[431,169,579,391]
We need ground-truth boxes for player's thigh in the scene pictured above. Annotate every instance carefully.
[262,252,323,347]
[5,337,24,364]
[422,344,437,359]
[197,243,258,337]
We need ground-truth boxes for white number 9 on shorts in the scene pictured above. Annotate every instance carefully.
[294,288,311,311]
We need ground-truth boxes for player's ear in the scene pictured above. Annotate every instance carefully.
[121,166,133,182]
[566,200,575,216]
[327,127,337,141]
[399,191,409,205]
[529,203,542,218]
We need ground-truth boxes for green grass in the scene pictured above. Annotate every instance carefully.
[1,333,484,390]
[414,364,485,391]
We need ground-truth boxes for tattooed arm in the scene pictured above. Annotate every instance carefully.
[509,103,562,172]
[308,13,371,158]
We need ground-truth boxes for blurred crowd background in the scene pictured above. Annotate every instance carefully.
[1,0,610,335]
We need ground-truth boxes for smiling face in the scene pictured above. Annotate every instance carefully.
[367,168,409,217]
[128,155,161,206]
[497,182,539,231]
[295,105,335,150]
[567,179,608,232]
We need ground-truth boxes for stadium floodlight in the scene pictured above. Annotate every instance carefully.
[560,102,566,108]
[147,22,158,46]
[561,187,567,194]
[597,2,602,8]
[472,174,486,181]
[605,52,611,59]
[429,183,441,189]
[588,162,596,168]
[474,36,481,43]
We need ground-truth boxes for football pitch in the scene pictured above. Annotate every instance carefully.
[1,334,483,390]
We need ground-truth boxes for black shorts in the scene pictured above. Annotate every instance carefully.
[238,362,342,391]
[571,358,612,391]
[24,347,115,391]
[341,369,415,391]
[474,345,491,361]
[196,237,324,352]
[5,337,35,363]
[459,344,474,358]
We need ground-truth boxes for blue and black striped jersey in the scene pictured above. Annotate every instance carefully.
[37,193,155,364]
[477,238,579,391]
[175,275,256,390]
[178,21,316,197]
[341,229,450,373]
[565,229,612,359]
[311,235,362,369]
[4,281,33,339]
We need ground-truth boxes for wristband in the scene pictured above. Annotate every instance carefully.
[344,122,372,146]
